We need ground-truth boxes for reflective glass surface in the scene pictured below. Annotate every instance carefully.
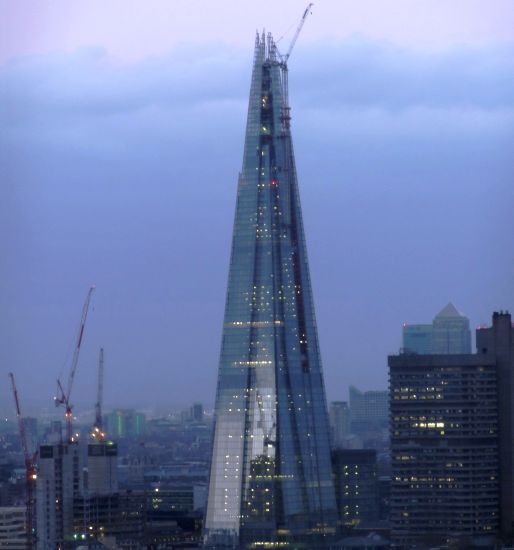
[204,33,338,549]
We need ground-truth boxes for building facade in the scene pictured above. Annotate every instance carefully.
[476,311,514,541]
[0,507,27,550]
[203,33,338,548]
[402,303,471,355]
[87,441,118,496]
[36,442,83,550]
[332,449,379,530]
[329,401,351,448]
[349,387,388,436]
[388,353,499,548]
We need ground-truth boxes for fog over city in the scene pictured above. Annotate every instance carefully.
[1,0,513,414]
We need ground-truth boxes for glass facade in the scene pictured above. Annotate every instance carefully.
[203,33,338,548]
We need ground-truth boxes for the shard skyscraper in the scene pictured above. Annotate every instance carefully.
[204,33,338,549]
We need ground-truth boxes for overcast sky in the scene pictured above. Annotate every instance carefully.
[1,0,513,416]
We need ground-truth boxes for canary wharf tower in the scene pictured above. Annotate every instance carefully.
[204,32,338,549]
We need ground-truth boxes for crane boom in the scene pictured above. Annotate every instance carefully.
[9,372,37,550]
[66,285,95,401]
[55,285,95,442]
[284,3,313,63]
[9,373,30,462]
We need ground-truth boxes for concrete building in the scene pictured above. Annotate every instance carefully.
[0,507,27,550]
[87,441,118,496]
[332,449,379,530]
[36,442,83,550]
[402,302,471,355]
[388,351,499,548]
[349,387,388,436]
[330,401,351,448]
[476,311,514,541]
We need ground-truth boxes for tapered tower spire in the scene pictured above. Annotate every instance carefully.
[204,33,338,549]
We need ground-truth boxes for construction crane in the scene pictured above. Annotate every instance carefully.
[91,347,105,440]
[273,3,314,130]
[282,3,313,65]
[9,372,37,550]
[55,285,95,443]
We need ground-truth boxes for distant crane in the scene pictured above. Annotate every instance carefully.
[9,372,37,550]
[92,347,105,440]
[55,286,95,443]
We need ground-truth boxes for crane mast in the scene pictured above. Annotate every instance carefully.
[92,347,105,440]
[9,372,37,550]
[272,3,314,132]
[55,285,95,443]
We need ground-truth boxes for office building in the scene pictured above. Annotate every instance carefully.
[476,311,514,541]
[388,351,499,548]
[332,449,379,529]
[330,401,351,448]
[402,324,432,355]
[432,302,472,354]
[105,409,146,439]
[203,33,338,548]
[402,302,471,355]
[0,507,27,550]
[349,387,388,435]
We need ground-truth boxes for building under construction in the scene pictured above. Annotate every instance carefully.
[204,18,339,549]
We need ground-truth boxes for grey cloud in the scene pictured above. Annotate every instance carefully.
[292,38,514,111]
[1,38,513,129]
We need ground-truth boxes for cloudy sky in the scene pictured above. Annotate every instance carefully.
[1,0,513,415]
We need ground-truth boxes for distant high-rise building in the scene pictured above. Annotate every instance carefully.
[389,348,500,547]
[349,387,388,436]
[402,324,432,355]
[332,449,379,529]
[105,409,146,439]
[402,303,471,355]
[203,33,338,548]
[190,402,204,423]
[432,302,472,354]
[329,401,351,448]
[36,442,83,549]
[476,311,514,541]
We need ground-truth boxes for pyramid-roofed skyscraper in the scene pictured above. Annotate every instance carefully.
[203,32,338,549]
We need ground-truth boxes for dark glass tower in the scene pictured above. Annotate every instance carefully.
[204,33,338,548]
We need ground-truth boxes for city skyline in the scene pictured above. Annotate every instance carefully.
[1,1,513,411]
